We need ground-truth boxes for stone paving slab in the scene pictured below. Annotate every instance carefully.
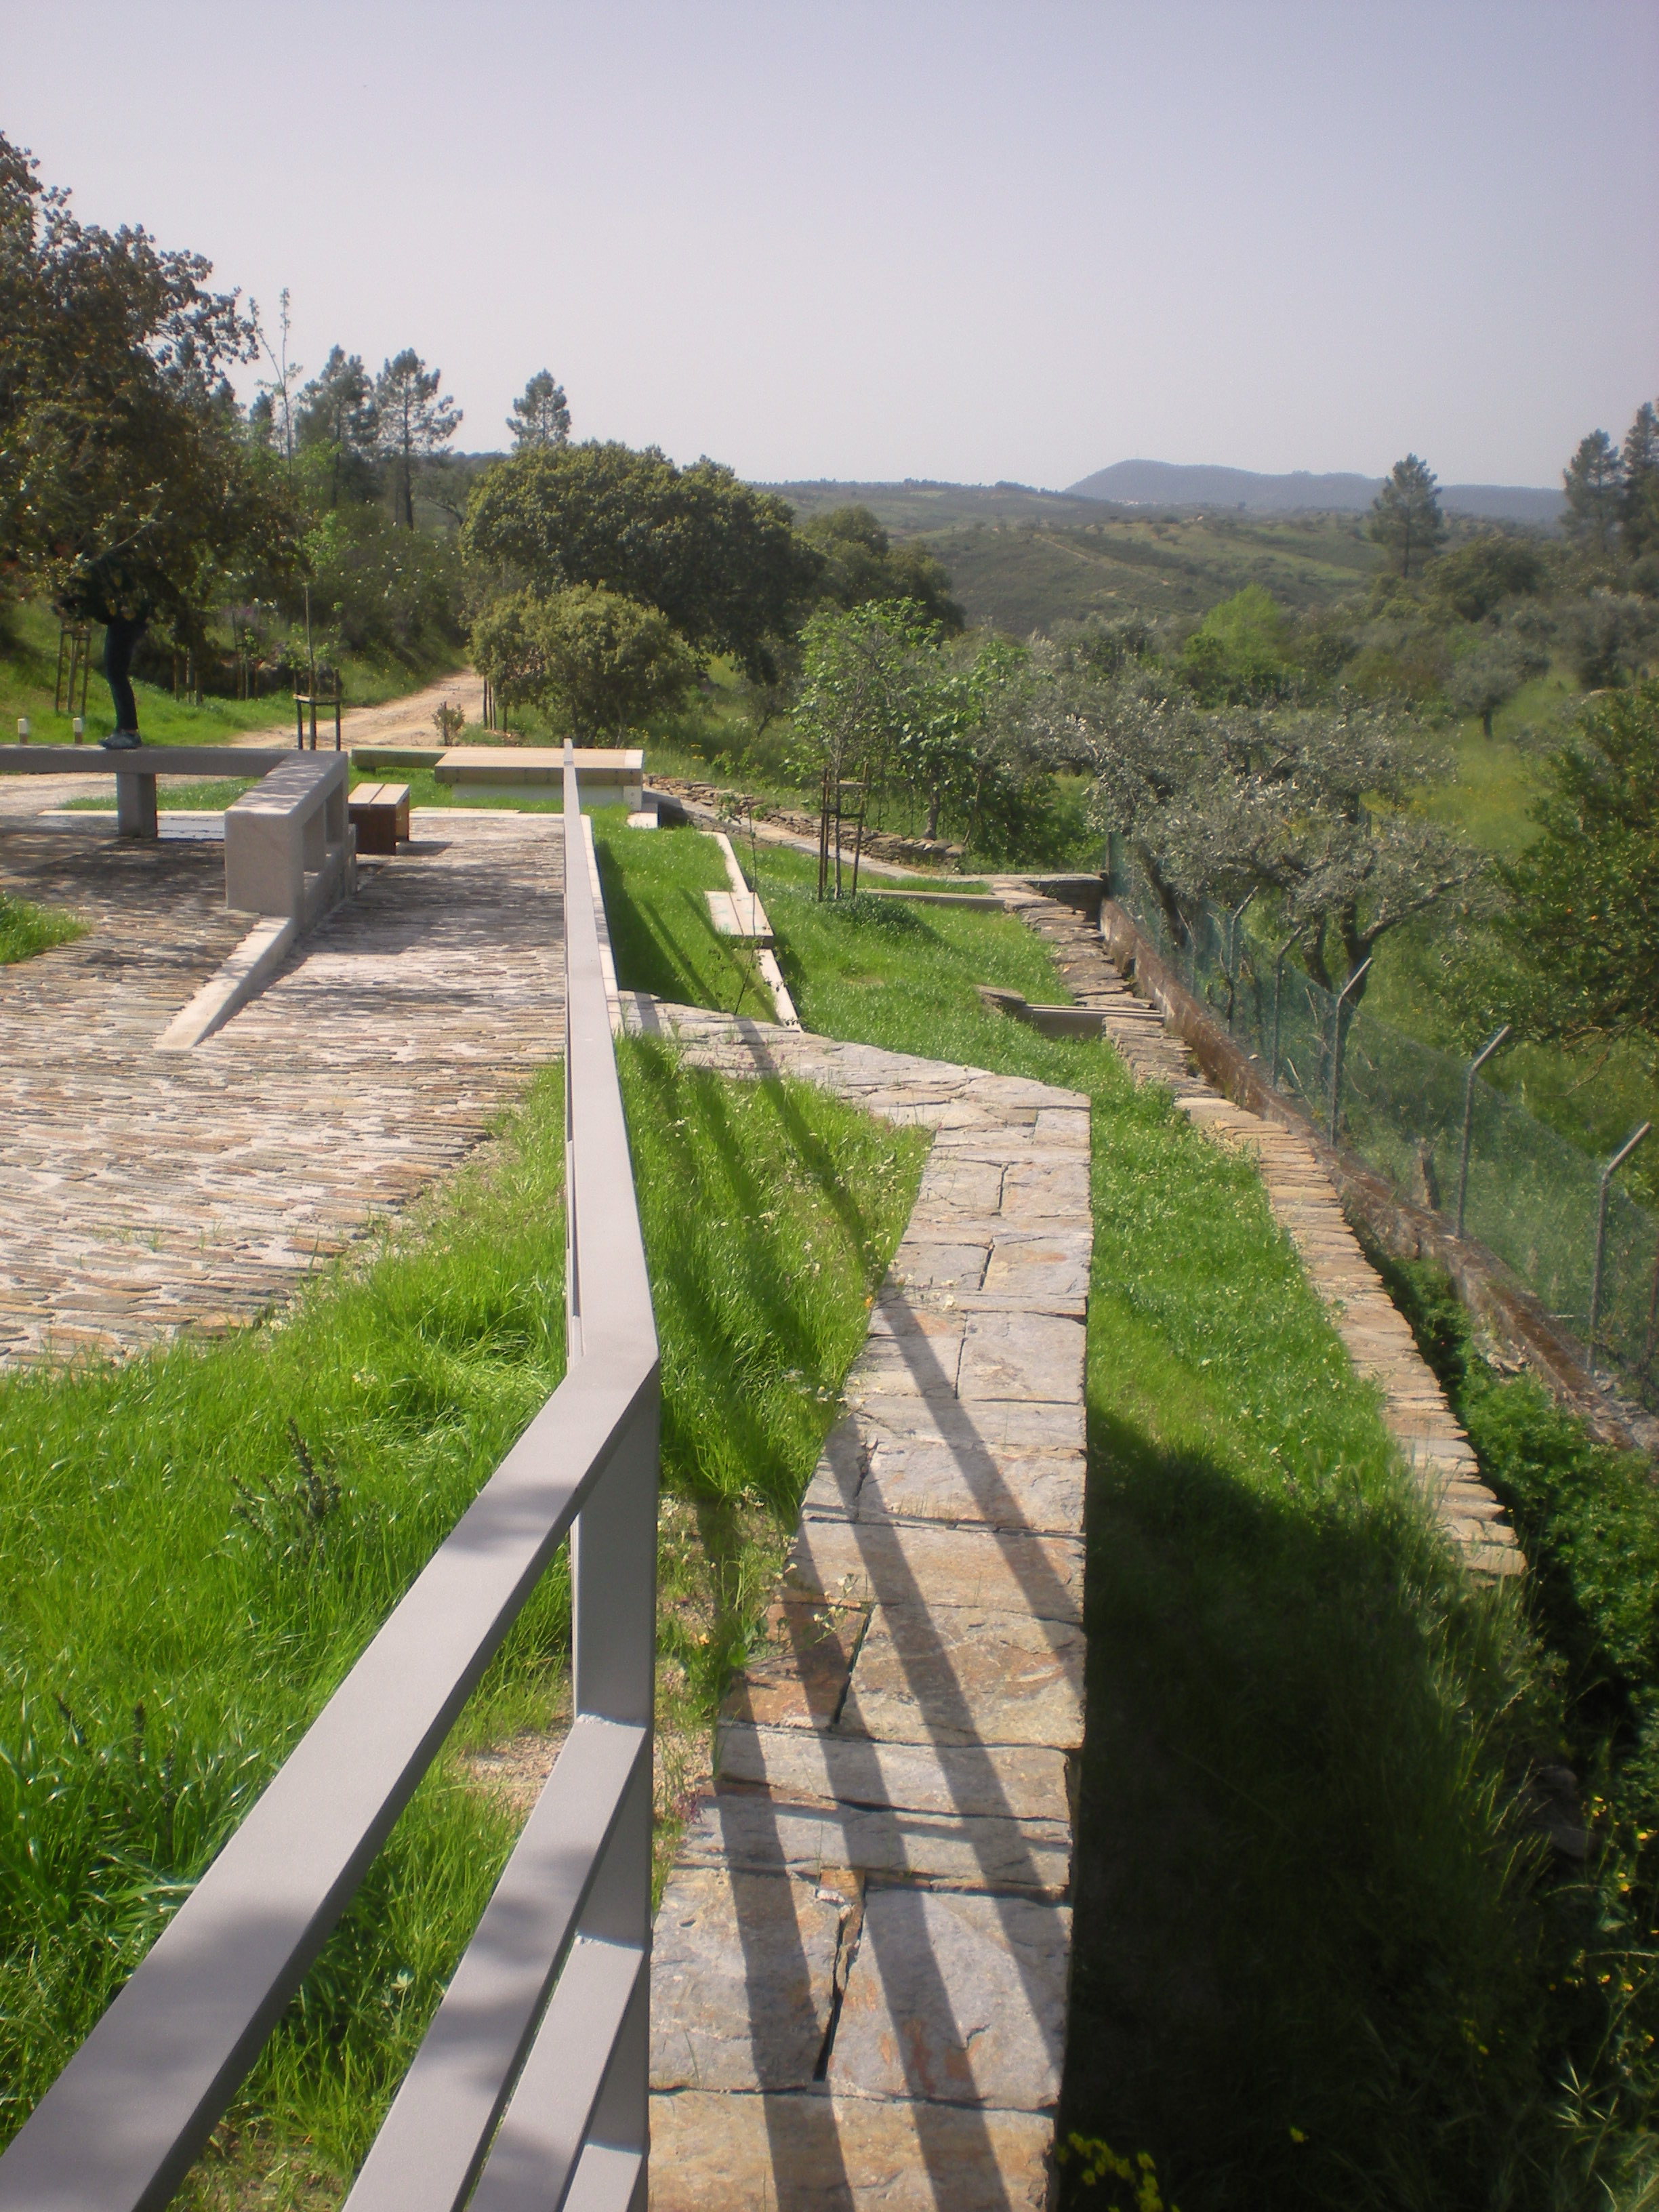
[787,1517,1086,1622]
[631,1001,1093,2207]
[651,1864,849,2092]
[649,2090,1054,2211]
[675,1793,1073,1897]
[716,1723,1073,1825]
[829,1888,1071,2110]
[838,1605,1084,1749]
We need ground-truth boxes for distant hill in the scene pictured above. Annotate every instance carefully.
[1065,459,1563,527]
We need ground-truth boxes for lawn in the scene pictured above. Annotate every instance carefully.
[0,1042,924,2193]
[0,889,85,964]
[592,815,1652,2209]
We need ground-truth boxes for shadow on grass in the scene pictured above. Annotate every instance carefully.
[1063,1401,1564,2212]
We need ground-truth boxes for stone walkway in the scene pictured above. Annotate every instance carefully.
[0,811,564,1363]
[625,999,1087,2212]
[991,882,1523,1578]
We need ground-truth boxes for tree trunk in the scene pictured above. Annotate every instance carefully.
[926,783,941,839]
[104,617,146,736]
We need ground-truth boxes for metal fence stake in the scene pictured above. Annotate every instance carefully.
[1327,958,1372,1146]
[1269,938,1294,1088]
[1454,1025,1511,1239]
[1590,1122,1652,1374]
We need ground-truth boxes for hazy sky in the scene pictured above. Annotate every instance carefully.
[7,1,1657,489]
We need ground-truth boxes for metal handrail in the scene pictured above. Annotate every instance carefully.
[0,750,659,2212]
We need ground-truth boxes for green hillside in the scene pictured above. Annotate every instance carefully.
[766,482,1393,634]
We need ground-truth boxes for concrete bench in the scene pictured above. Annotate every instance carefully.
[348,781,410,855]
[0,745,291,838]
[432,745,644,806]
[224,754,353,923]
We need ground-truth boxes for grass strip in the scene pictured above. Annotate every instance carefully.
[0,1046,922,2192]
[593,817,1629,2210]
[0,890,85,964]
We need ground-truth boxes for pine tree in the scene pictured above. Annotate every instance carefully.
[1622,401,1659,560]
[373,350,461,529]
[1561,429,1625,554]
[297,346,378,506]
[508,369,571,449]
[1367,454,1446,580]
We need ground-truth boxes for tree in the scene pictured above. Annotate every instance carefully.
[0,130,291,737]
[1500,681,1659,1071]
[1427,533,1544,623]
[508,370,571,450]
[1623,401,1659,561]
[1562,430,1625,555]
[800,506,963,632]
[297,346,378,507]
[374,350,461,529]
[1060,662,1488,998]
[1180,586,1294,704]
[1368,453,1447,581]
[471,584,697,739]
[786,600,930,800]
[1444,637,1541,737]
[462,441,821,680]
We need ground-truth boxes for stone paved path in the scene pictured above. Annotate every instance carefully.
[989,882,1522,1578]
[624,998,1086,2212]
[0,811,564,1363]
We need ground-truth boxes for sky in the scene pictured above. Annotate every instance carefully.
[7,0,1657,490]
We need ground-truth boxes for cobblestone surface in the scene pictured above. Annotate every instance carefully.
[0,812,565,1364]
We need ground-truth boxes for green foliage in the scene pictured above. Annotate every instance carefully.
[1057,2136,1178,2210]
[471,583,697,739]
[295,346,378,508]
[507,369,570,451]
[462,442,819,681]
[1368,453,1448,581]
[1178,584,1293,703]
[302,506,464,662]
[1429,533,1546,623]
[800,504,963,632]
[1564,430,1626,556]
[1500,680,1659,1072]
[373,352,460,533]
[0,131,293,636]
[0,890,84,965]
[1444,635,1542,737]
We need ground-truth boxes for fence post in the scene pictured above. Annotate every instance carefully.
[1223,890,1255,1032]
[1327,958,1372,1146]
[1269,939,1294,1087]
[1589,1122,1652,1374]
[1454,1025,1511,1239]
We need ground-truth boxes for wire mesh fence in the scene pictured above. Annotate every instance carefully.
[1105,836,1659,1411]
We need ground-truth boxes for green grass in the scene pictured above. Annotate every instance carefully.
[0,1048,922,2187]
[0,890,85,964]
[590,819,1645,2207]
[0,598,457,751]
[64,779,260,813]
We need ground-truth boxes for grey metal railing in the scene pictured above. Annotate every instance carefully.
[0,752,659,2212]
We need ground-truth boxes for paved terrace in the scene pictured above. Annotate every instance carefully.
[0,812,564,1362]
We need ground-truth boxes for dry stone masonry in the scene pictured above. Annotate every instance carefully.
[624,998,1087,2212]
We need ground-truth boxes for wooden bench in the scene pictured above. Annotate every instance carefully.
[348,781,410,855]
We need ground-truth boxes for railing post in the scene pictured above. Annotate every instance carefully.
[1589,1122,1651,1374]
[1327,957,1372,1147]
[1454,1025,1510,1239]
